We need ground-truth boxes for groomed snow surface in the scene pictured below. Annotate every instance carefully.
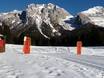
[0,44,104,78]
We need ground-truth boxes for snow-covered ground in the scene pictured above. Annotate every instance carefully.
[0,44,104,78]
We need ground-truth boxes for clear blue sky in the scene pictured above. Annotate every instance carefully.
[0,0,104,15]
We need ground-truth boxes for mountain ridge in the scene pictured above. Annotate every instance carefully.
[0,3,104,46]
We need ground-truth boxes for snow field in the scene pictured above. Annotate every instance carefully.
[0,44,103,78]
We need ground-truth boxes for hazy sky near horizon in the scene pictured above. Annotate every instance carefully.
[0,0,103,15]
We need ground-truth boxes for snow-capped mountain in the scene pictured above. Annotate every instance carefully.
[26,3,75,38]
[0,3,74,39]
[0,3,104,46]
[78,6,104,27]
[0,10,23,38]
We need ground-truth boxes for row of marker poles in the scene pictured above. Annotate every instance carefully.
[22,35,83,56]
[0,34,82,55]
[0,34,31,54]
[22,35,83,55]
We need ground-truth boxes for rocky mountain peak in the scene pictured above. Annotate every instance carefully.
[78,6,104,27]
[0,3,74,40]
[0,4,104,46]
[82,6,104,15]
[26,3,74,38]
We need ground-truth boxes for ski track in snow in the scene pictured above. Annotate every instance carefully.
[0,44,104,78]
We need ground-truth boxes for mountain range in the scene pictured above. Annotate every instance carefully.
[0,3,104,46]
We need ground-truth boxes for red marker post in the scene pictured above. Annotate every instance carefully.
[23,35,31,54]
[0,37,5,53]
[76,41,82,55]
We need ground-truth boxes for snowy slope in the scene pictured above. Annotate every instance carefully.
[79,6,104,27]
[0,44,104,78]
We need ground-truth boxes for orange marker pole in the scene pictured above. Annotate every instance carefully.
[23,36,31,54]
[76,41,82,55]
[3,39,5,52]
[0,38,5,53]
